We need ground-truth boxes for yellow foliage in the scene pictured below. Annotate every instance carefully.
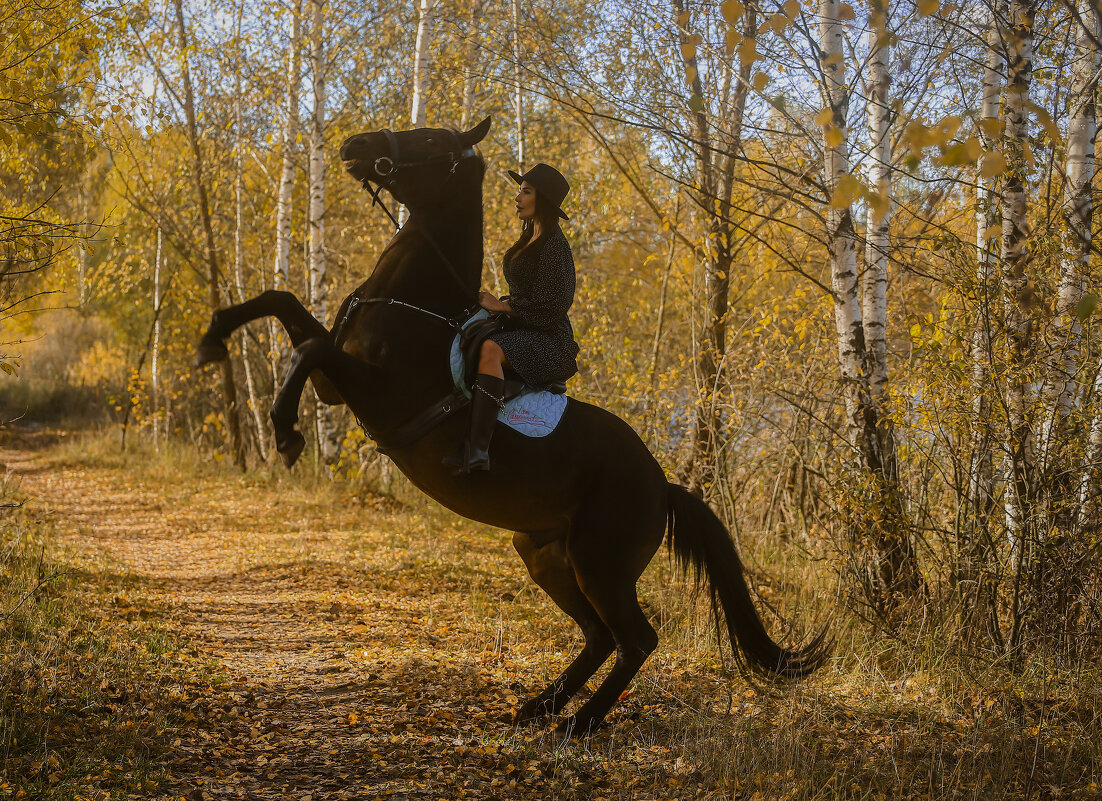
[979,151,1007,177]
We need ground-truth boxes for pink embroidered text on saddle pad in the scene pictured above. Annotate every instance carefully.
[449,310,569,438]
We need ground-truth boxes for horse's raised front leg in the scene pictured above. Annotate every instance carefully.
[195,290,329,367]
[270,336,374,467]
[511,531,615,725]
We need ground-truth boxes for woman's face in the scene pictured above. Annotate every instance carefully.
[515,180,538,221]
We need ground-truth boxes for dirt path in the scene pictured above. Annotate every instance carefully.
[2,436,709,801]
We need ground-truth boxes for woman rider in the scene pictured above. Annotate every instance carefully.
[445,163,580,474]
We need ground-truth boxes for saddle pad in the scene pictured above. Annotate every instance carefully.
[450,310,568,438]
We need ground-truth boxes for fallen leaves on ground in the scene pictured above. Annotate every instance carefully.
[2,431,1100,800]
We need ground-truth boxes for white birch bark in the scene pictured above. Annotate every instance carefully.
[172,0,245,469]
[1079,367,1102,518]
[398,0,433,227]
[152,226,162,445]
[272,1,301,380]
[1043,0,1099,472]
[233,17,270,463]
[968,0,1005,523]
[512,0,525,169]
[308,0,338,463]
[1001,0,1037,561]
[460,0,484,129]
[820,0,864,437]
[863,2,891,407]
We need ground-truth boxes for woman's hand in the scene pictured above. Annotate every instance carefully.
[478,290,511,314]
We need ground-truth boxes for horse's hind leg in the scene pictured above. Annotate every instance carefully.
[558,500,666,736]
[511,532,614,724]
[196,290,329,367]
[270,336,373,467]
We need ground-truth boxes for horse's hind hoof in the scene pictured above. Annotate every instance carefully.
[276,431,306,468]
[194,336,229,368]
[512,701,552,727]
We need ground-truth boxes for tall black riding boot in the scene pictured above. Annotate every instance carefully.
[444,373,505,474]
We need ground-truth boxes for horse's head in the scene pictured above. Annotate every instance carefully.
[340,117,492,208]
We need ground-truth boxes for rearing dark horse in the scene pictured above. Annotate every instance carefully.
[195,117,828,735]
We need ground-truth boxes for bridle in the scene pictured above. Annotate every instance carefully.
[340,128,484,336]
[362,128,479,233]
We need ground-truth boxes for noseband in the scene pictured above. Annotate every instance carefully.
[363,129,478,229]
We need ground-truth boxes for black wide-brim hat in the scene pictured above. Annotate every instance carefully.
[508,163,570,220]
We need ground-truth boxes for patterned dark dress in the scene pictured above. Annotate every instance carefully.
[490,227,580,388]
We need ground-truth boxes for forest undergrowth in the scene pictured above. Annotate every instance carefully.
[1,428,1100,800]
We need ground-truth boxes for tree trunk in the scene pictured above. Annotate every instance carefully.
[1001,0,1037,653]
[963,0,1008,646]
[272,0,302,383]
[172,0,245,469]
[460,0,483,129]
[152,226,163,445]
[1044,0,1098,510]
[308,0,339,464]
[864,1,891,411]
[820,0,919,604]
[512,0,526,169]
[672,0,753,497]
[398,0,433,227]
[234,3,269,462]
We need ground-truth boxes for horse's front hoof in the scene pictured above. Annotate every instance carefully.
[276,431,306,468]
[512,698,553,726]
[194,336,229,368]
[554,714,600,740]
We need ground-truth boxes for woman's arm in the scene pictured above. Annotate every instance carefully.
[478,290,512,314]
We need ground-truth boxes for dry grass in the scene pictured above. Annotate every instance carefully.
[1,427,1100,799]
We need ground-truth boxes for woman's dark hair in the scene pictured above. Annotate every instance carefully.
[502,189,561,269]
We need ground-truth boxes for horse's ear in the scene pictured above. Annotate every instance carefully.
[458,116,492,147]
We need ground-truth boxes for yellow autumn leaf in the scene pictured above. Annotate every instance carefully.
[979,151,1007,177]
[917,0,939,14]
[814,108,834,126]
[838,3,856,20]
[829,172,862,208]
[752,72,770,91]
[910,323,922,338]
[784,0,802,18]
[739,36,759,63]
[977,117,1003,138]
[825,124,845,148]
[721,0,746,24]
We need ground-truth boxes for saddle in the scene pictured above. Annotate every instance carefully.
[459,314,567,400]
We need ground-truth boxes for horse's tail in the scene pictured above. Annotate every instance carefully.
[665,483,830,678]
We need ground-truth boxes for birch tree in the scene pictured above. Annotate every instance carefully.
[1000,0,1036,605]
[965,0,1007,618]
[1042,0,1099,510]
[820,0,918,602]
[398,0,433,227]
[272,0,302,381]
[172,0,245,469]
[233,4,269,461]
[308,0,339,463]
[512,0,526,169]
[672,0,754,497]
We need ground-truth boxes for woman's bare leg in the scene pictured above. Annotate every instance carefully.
[478,340,508,379]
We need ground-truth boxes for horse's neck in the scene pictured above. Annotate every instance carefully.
[401,199,483,298]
